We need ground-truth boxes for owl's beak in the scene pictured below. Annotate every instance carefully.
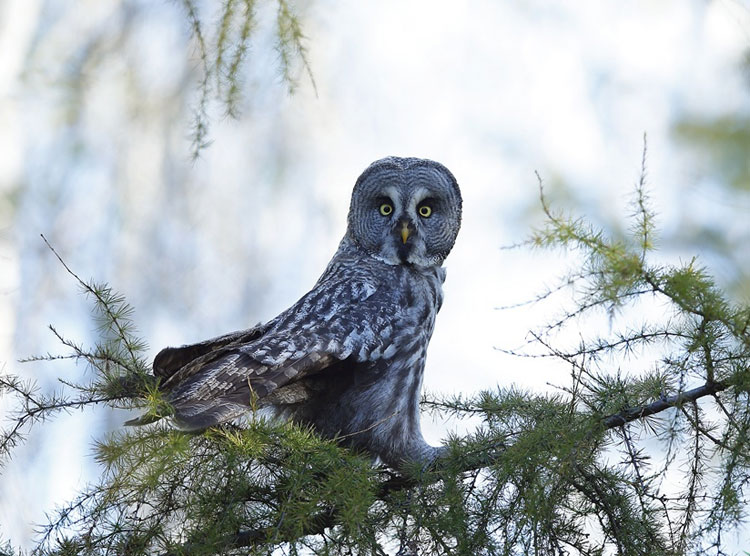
[400,221,411,244]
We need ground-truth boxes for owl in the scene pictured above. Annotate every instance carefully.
[132,157,462,468]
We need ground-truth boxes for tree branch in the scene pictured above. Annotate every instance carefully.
[602,380,725,429]
[252,381,739,549]
[160,508,336,556]
[158,378,738,554]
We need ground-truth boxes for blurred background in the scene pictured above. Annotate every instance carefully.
[1,0,749,550]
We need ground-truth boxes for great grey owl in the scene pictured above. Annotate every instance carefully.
[132,157,462,468]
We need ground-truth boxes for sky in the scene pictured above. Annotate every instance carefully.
[1,0,750,551]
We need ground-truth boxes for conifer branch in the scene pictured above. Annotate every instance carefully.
[40,234,149,373]
[166,374,744,554]
[602,380,726,428]
[161,508,337,555]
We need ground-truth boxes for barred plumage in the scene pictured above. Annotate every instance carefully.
[132,157,462,468]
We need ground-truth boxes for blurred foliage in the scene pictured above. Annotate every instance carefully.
[671,111,750,302]
[7,0,320,354]
[22,0,314,159]
[181,0,315,156]
[665,50,750,302]
[673,115,750,192]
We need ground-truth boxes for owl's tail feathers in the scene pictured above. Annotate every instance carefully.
[170,400,249,430]
[124,400,249,430]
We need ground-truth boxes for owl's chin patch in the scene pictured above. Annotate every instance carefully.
[397,242,413,264]
[399,242,438,268]
[370,238,436,268]
[369,238,411,266]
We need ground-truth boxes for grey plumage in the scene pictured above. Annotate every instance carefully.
[137,157,462,468]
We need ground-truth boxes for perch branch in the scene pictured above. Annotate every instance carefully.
[160,377,737,554]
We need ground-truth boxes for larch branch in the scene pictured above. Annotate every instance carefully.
[160,376,738,553]
[602,380,725,429]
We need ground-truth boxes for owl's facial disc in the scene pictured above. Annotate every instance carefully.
[347,157,462,268]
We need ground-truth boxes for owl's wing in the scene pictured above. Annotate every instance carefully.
[148,274,405,430]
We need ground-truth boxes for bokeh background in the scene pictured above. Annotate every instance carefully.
[1,0,750,550]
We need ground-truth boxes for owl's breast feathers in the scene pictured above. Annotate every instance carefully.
[142,243,445,431]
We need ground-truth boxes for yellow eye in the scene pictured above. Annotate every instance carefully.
[379,203,393,216]
[418,205,432,218]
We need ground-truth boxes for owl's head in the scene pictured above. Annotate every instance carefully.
[347,157,462,267]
